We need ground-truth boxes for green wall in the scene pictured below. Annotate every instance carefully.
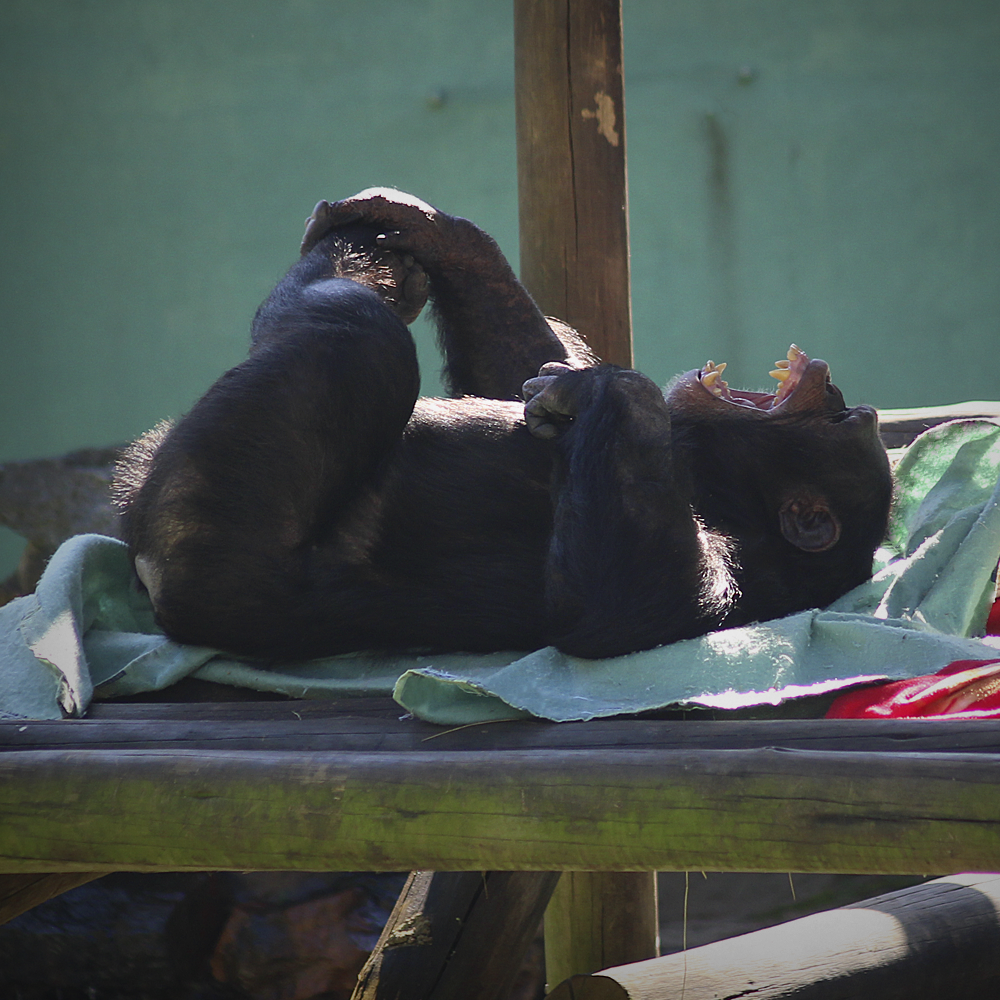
[2,0,998,574]
[625,0,1000,403]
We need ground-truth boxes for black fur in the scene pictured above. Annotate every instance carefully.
[116,190,893,661]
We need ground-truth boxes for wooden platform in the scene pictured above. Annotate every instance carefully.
[2,697,999,877]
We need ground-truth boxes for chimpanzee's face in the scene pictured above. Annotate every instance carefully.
[665,344,893,560]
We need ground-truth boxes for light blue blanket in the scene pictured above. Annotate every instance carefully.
[2,420,998,723]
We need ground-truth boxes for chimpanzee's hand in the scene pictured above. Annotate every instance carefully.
[524,363,672,444]
[522,363,597,440]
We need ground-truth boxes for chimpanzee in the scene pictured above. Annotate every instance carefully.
[114,189,893,661]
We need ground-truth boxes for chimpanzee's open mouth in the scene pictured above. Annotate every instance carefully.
[698,344,821,411]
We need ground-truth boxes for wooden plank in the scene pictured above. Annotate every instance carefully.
[85,695,404,721]
[6,713,1000,754]
[1,747,998,875]
[514,0,633,366]
[877,401,1000,448]
[353,871,559,1000]
[0,872,105,925]
[547,873,1000,999]
[544,872,659,989]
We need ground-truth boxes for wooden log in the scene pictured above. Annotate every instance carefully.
[0,872,105,925]
[545,873,1000,999]
[514,0,633,366]
[544,872,659,989]
[352,870,559,1000]
[6,710,1000,755]
[88,695,404,721]
[876,401,1000,448]
[1,747,999,875]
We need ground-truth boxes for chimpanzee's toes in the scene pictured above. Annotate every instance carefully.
[302,190,440,258]
[383,253,430,324]
[301,200,362,256]
[302,213,430,324]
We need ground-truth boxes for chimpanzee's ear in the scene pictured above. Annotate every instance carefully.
[779,497,841,552]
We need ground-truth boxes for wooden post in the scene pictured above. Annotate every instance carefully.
[544,872,659,989]
[514,0,634,367]
[514,0,652,981]
[351,870,559,1000]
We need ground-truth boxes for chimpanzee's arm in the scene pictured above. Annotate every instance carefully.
[302,189,596,398]
[522,364,737,658]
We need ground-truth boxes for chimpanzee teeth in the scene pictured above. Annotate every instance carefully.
[701,369,726,396]
[704,379,724,396]
[770,344,808,383]
[701,361,728,395]
[768,344,810,405]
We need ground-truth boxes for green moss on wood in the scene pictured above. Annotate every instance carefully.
[0,748,997,874]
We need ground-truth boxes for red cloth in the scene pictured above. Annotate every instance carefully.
[987,595,1000,636]
[826,657,1000,719]
[826,594,1000,719]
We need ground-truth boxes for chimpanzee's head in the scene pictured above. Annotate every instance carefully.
[666,345,894,615]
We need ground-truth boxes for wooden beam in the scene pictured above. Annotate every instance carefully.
[2,747,998,874]
[0,872,105,925]
[7,710,1000,754]
[545,874,1000,1000]
[515,0,633,366]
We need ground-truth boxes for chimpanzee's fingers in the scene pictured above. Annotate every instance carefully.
[522,374,558,402]
[523,366,586,440]
[524,391,576,440]
[522,363,573,401]
[524,409,560,439]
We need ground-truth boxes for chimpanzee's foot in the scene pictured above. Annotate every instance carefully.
[361,244,429,325]
[301,189,463,281]
[301,192,439,255]
[301,189,442,252]
[301,201,430,324]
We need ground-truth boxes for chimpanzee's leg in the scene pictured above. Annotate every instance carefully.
[116,236,422,656]
[301,190,597,399]
[522,364,737,658]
